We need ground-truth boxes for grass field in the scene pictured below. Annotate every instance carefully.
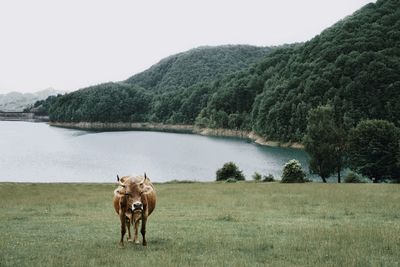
[0,182,399,267]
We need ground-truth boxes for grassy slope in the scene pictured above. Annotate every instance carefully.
[0,183,399,267]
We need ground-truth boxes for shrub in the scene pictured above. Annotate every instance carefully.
[216,162,245,181]
[281,159,306,183]
[263,174,275,182]
[252,172,262,181]
[348,119,400,182]
[344,171,366,183]
[225,178,238,183]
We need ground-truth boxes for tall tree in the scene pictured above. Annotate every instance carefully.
[348,120,400,182]
[304,105,346,183]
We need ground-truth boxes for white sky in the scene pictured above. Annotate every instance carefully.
[0,0,374,94]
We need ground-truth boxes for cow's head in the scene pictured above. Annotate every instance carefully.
[124,173,153,212]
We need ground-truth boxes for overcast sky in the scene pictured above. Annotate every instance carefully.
[0,0,374,94]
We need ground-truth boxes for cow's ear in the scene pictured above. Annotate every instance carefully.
[142,184,152,194]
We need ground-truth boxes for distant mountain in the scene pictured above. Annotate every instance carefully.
[0,88,63,112]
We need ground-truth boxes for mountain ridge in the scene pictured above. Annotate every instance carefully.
[0,88,63,112]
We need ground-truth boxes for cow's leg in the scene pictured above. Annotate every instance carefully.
[119,212,126,247]
[126,217,133,242]
[134,219,140,244]
[141,212,147,246]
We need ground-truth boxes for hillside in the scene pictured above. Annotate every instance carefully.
[125,45,273,92]
[45,45,273,123]
[198,0,400,141]
[42,0,400,142]
[0,88,62,112]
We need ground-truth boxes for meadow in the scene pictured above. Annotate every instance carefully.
[0,182,399,266]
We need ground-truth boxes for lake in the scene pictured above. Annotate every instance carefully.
[0,121,309,183]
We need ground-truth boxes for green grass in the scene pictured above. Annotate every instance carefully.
[0,182,399,267]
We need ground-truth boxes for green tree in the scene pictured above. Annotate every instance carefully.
[216,162,245,181]
[252,172,262,181]
[348,120,400,182]
[281,159,306,183]
[304,105,346,183]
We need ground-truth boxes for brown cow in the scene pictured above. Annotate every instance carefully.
[113,174,156,246]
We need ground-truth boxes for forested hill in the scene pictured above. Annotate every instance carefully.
[41,0,400,142]
[197,0,400,141]
[43,45,274,123]
[125,45,273,92]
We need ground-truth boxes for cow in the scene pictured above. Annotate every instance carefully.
[113,174,156,246]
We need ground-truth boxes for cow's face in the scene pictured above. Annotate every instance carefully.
[125,175,152,212]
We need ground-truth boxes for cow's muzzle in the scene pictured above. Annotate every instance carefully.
[132,202,143,211]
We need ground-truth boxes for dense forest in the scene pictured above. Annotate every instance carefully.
[198,0,400,141]
[125,45,273,92]
[37,0,400,143]
[44,45,273,123]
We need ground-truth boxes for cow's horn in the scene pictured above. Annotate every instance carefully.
[140,175,146,184]
[117,174,120,182]
[144,172,147,180]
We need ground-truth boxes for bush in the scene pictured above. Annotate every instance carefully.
[216,162,245,181]
[281,159,306,183]
[225,178,238,183]
[263,174,275,182]
[348,119,400,182]
[252,172,262,181]
[344,171,366,183]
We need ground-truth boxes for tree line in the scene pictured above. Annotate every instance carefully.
[305,105,399,183]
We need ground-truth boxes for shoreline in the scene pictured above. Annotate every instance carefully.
[48,121,304,149]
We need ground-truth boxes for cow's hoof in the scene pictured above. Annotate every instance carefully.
[127,238,133,243]
[142,242,147,246]
[135,240,140,245]
[119,243,124,248]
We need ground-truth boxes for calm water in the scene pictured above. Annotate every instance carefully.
[0,121,309,183]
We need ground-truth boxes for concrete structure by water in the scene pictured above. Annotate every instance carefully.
[0,112,48,122]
